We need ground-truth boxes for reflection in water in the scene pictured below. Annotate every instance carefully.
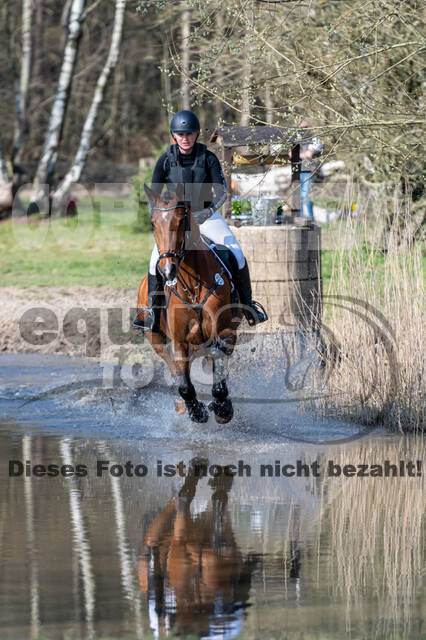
[0,420,424,640]
[23,436,40,640]
[321,437,425,640]
[60,438,95,639]
[138,458,257,639]
[97,440,143,639]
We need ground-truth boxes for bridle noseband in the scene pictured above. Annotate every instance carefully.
[151,203,190,262]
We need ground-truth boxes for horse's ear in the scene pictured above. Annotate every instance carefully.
[143,184,156,203]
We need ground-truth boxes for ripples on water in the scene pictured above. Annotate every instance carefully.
[0,353,424,639]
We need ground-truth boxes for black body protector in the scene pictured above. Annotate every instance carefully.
[165,142,211,213]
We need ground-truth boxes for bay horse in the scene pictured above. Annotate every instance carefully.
[135,185,242,424]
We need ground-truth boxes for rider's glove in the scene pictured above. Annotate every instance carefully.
[192,206,214,224]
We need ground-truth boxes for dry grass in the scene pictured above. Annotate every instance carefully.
[318,436,425,639]
[309,212,425,432]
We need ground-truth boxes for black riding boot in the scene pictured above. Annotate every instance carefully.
[133,272,165,333]
[233,259,268,326]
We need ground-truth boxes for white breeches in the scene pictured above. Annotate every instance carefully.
[148,210,246,275]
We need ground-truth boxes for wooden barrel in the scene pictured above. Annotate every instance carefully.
[233,223,322,329]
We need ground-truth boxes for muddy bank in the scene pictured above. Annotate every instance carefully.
[0,286,142,357]
[0,286,284,359]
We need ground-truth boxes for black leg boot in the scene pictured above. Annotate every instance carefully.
[233,259,268,326]
[133,272,165,333]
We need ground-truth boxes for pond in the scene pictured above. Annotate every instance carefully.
[0,353,424,640]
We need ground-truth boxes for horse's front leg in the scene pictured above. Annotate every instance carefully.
[175,343,209,423]
[209,345,233,424]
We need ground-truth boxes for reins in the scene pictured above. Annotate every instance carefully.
[152,201,227,344]
[165,266,226,344]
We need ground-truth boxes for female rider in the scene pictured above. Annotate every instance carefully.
[135,109,267,332]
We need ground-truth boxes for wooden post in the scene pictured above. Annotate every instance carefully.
[290,143,300,216]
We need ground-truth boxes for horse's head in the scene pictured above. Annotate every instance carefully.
[144,184,191,283]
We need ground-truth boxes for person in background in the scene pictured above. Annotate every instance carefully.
[290,120,323,221]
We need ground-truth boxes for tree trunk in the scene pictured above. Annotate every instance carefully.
[240,51,251,126]
[0,140,13,217]
[265,84,273,124]
[162,36,172,127]
[31,0,45,153]
[60,0,73,50]
[109,55,122,148]
[180,7,191,110]
[13,0,32,164]
[32,0,86,202]
[240,0,255,126]
[0,141,11,186]
[33,0,43,83]
[3,1,20,151]
[53,0,127,208]
[214,11,224,125]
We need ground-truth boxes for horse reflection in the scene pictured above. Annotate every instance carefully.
[137,459,257,639]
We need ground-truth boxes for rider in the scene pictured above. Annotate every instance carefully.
[135,109,267,332]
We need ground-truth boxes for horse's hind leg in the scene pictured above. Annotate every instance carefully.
[209,348,233,424]
[175,345,209,423]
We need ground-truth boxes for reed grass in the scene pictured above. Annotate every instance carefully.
[311,210,425,432]
[318,436,425,639]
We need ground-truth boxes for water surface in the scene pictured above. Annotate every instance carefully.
[0,353,424,640]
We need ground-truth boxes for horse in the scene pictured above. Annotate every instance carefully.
[135,184,243,424]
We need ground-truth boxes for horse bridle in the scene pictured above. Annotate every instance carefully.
[151,203,190,262]
[150,201,226,345]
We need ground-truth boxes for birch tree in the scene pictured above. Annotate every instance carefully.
[32,0,87,201]
[240,49,251,126]
[180,6,191,110]
[12,0,32,164]
[53,0,127,208]
[240,1,255,126]
[214,10,224,125]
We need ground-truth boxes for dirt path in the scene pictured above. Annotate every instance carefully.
[0,286,140,357]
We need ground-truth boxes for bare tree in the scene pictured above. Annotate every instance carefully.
[12,0,33,164]
[0,139,13,215]
[214,9,224,125]
[240,50,251,126]
[32,0,44,88]
[180,6,191,109]
[53,0,127,208]
[162,35,172,122]
[60,0,73,50]
[264,84,273,124]
[32,0,87,201]
[0,140,11,186]
[164,0,424,242]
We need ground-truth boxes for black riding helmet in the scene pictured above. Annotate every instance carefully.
[170,110,200,134]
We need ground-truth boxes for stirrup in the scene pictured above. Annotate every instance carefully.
[244,300,268,327]
[132,307,156,333]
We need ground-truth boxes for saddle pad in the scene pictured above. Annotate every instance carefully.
[200,235,238,281]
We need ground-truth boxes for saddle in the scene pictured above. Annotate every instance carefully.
[201,235,239,303]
